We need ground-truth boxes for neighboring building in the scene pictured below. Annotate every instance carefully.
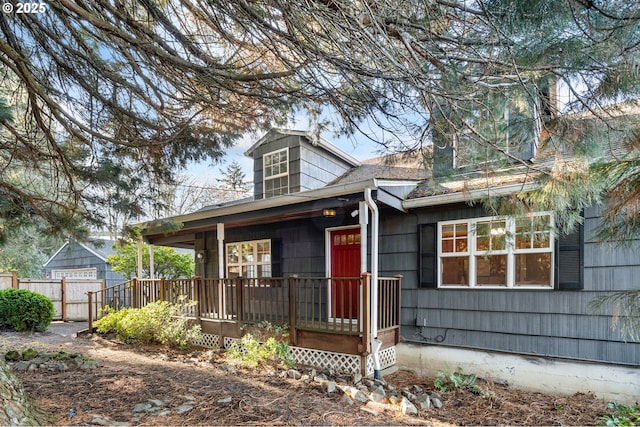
[44,238,127,288]
[140,126,639,403]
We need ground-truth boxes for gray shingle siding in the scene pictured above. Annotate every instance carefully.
[385,203,640,365]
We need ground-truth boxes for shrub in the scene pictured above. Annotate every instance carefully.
[226,333,295,369]
[600,402,640,426]
[93,300,202,349]
[434,367,494,398]
[0,288,55,332]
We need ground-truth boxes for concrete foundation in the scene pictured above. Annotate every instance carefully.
[396,342,639,405]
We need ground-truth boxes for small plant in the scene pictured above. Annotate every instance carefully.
[94,299,203,349]
[600,402,640,426]
[241,321,289,340]
[226,333,295,369]
[434,367,493,398]
[0,288,55,332]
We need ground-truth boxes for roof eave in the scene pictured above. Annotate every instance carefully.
[403,181,540,209]
[140,178,380,233]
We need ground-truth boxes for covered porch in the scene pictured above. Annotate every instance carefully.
[87,273,401,376]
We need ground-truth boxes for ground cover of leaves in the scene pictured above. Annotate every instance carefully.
[0,324,609,426]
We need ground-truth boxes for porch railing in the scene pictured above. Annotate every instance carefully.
[87,274,401,337]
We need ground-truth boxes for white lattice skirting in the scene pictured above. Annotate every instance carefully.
[192,333,397,377]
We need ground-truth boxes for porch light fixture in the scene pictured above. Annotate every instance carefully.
[322,208,337,217]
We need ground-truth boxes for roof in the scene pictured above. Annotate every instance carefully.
[44,238,118,267]
[244,128,361,168]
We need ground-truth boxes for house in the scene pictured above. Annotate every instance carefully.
[135,126,639,403]
[44,238,127,288]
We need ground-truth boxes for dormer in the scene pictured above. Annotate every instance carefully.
[431,76,559,178]
[245,129,361,199]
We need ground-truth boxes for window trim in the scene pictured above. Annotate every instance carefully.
[437,212,555,289]
[262,147,289,198]
[225,239,272,279]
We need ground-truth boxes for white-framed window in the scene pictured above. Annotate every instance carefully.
[263,148,289,198]
[226,239,271,278]
[52,268,97,280]
[438,212,554,288]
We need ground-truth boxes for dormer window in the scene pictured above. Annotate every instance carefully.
[263,148,289,198]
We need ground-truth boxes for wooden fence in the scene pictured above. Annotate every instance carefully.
[0,272,104,321]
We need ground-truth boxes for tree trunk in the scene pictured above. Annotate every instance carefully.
[0,359,52,426]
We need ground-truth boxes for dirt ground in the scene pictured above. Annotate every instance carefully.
[0,322,610,426]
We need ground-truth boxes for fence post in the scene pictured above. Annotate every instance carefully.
[87,292,93,333]
[394,275,403,328]
[61,277,67,322]
[288,276,297,346]
[11,270,18,288]
[361,272,371,355]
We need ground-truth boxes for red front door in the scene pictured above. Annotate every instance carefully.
[330,228,361,319]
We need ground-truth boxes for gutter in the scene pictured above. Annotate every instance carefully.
[364,187,383,379]
[402,181,539,210]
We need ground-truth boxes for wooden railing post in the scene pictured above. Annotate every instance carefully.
[159,277,166,301]
[132,278,139,308]
[236,278,244,322]
[394,275,403,328]
[87,292,93,333]
[61,277,67,322]
[194,276,201,320]
[361,272,371,354]
[288,276,297,346]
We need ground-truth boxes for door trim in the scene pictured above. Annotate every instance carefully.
[325,225,362,325]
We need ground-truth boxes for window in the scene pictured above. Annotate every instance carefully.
[226,240,272,278]
[438,213,554,288]
[263,148,289,198]
[52,268,97,280]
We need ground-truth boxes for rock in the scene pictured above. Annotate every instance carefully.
[341,386,369,403]
[287,369,302,380]
[400,397,418,415]
[89,415,113,425]
[412,384,424,394]
[148,399,165,407]
[133,403,153,413]
[369,386,387,403]
[313,373,328,382]
[341,394,354,406]
[175,405,193,413]
[321,381,337,394]
[352,372,362,384]
[360,406,379,416]
[428,392,443,409]
[415,394,431,410]
[217,396,232,404]
[401,389,417,401]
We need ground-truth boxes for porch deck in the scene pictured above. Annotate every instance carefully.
[87,274,401,368]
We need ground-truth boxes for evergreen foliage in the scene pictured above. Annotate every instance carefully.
[1,1,640,241]
[0,289,54,332]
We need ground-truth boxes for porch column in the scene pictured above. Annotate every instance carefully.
[217,223,225,318]
[359,201,368,274]
[149,244,155,279]
[136,238,144,278]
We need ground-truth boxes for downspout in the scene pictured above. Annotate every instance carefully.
[364,188,383,379]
